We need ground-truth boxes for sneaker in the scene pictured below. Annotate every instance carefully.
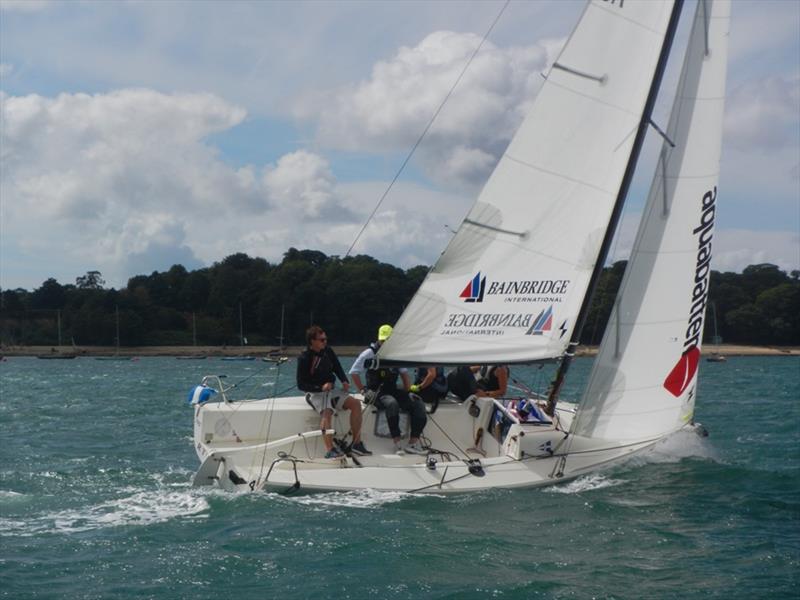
[394,441,406,455]
[350,441,372,456]
[404,440,427,455]
[324,448,343,459]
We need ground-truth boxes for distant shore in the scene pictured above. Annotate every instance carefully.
[3,344,798,358]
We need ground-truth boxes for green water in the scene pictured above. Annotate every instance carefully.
[1,356,798,599]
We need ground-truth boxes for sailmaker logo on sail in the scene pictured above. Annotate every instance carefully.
[460,272,569,303]
[441,313,533,335]
[663,187,717,398]
[440,305,562,338]
[460,272,486,303]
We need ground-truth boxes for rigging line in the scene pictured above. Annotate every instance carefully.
[408,455,522,493]
[204,374,261,442]
[254,360,287,486]
[216,361,286,444]
[230,360,275,391]
[344,0,511,258]
[425,410,472,460]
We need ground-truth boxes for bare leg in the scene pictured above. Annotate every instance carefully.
[320,408,333,450]
[342,396,363,442]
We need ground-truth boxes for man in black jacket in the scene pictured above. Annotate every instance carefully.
[296,325,371,458]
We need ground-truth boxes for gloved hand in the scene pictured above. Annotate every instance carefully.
[409,384,420,393]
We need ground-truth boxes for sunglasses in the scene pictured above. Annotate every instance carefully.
[316,337,327,342]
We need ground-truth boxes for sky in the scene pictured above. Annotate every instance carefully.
[1,0,798,291]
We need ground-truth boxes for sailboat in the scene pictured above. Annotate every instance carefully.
[221,303,255,360]
[262,303,288,363]
[706,302,727,362]
[37,310,78,359]
[177,312,208,359]
[95,306,132,361]
[190,0,729,493]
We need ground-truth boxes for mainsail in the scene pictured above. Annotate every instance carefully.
[380,0,678,365]
[574,0,730,442]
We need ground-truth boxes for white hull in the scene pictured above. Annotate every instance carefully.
[192,395,668,494]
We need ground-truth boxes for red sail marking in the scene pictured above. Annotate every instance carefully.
[663,347,700,397]
[460,282,473,299]
[541,314,553,332]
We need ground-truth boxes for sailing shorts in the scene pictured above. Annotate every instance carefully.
[306,390,344,414]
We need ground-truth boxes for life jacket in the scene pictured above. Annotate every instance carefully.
[364,342,400,393]
[366,366,400,392]
[477,365,508,392]
[447,366,477,401]
[414,366,448,395]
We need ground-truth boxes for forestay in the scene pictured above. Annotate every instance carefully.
[574,0,730,441]
[380,0,676,365]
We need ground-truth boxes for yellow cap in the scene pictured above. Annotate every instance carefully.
[377,324,393,341]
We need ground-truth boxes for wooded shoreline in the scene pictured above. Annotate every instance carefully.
[5,344,798,358]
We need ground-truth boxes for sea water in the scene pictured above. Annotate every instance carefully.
[0,356,797,599]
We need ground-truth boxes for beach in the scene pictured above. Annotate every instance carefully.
[4,343,798,358]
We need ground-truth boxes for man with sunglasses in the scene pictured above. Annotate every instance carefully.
[296,325,371,458]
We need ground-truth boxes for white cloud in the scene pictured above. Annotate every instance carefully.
[262,150,353,220]
[609,211,799,275]
[0,86,468,289]
[713,229,800,274]
[0,89,262,286]
[0,1,797,290]
[330,180,471,266]
[724,74,800,151]
[302,30,557,188]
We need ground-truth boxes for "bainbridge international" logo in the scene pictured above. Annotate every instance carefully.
[459,272,569,304]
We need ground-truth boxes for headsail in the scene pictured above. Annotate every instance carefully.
[574,0,730,442]
[380,0,677,365]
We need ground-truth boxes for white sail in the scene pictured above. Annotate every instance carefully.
[380,0,676,365]
[191,1,733,496]
[575,0,730,442]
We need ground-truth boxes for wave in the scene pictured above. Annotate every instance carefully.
[629,429,719,466]
[544,473,626,494]
[276,488,436,509]
[1,486,209,537]
[0,490,26,500]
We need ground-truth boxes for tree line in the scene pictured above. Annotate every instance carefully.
[1,249,798,348]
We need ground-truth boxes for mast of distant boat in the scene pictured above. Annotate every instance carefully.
[239,302,245,347]
[279,304,285,349]
[115,305,120,355]
[545,0,685,415]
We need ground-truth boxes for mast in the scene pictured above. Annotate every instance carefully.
[545,0,685,416]
[115,305,120,354]
[279,304,286,348]
[239,302,244,346]
[711,302,721,344]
